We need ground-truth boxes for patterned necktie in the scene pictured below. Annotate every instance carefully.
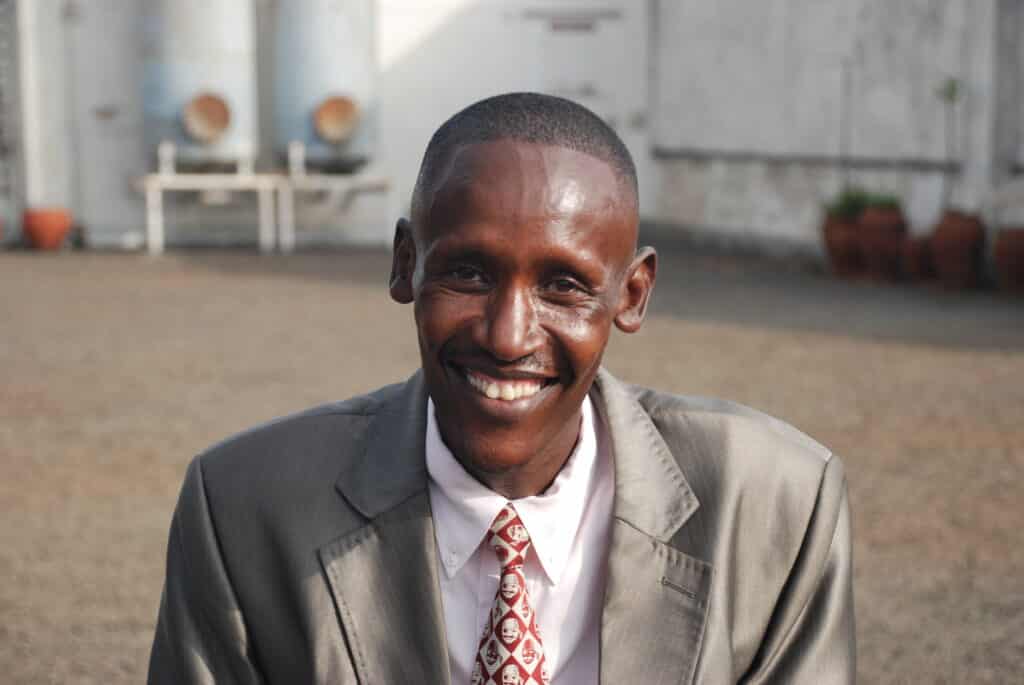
[472,504,549,685]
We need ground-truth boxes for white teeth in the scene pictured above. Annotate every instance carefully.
[464,369,544,401]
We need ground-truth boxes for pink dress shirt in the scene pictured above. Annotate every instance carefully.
[426,395,614,684]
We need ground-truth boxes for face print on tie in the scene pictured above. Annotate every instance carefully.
[500,573,521,601]
[485,640,501,668]
[521,638,538,666]
[500,617,521,645]
[473,504,548,685]
[502,663,524,685]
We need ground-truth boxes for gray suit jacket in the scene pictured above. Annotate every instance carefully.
[149,369,855,684]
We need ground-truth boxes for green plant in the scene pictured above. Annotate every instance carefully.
[865,192,901,210]
[826,186,871,220]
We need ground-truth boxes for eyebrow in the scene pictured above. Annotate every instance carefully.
[425,237,609,285]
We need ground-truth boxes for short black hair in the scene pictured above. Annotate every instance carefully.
[411,92,637,217]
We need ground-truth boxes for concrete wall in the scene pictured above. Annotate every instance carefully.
[64,0,148,247]
[15,0,75,210]
[649,0,1013,255]
[993,0,1024,226]
[994,0,1023,183]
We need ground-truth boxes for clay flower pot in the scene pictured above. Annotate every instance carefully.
[23,208,73,250]
[931,210,985,289]
[822,214,863,277]
[901,235,934,282]
[858,206,907,281]
[994,228,1024,294]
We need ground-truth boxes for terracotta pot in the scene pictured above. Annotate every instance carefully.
[931,210,985,289]
[23,208,73,250]
[901,235,934,281]
[822,214,863,277]
[858,206,906,281]
[994,228,1024,294]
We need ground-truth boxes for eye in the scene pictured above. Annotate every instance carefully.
[547,276,585,294]
[440,263,490,290]
[449,265,485,282]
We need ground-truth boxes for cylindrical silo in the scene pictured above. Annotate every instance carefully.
[142,0,258,166]
[272,0,376,173]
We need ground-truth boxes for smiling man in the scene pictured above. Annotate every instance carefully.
[149,93,855,684]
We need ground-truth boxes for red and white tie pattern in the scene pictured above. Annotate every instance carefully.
[471,504,549,685]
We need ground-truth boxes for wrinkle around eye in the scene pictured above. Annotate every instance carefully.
[538,284,601,311]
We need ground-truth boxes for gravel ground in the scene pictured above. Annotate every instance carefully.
[1,248,1022,683]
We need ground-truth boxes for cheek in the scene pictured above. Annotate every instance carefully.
[414,291,480,350]
[540,304,612,372]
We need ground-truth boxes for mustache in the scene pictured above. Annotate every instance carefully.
[443,348,561,376]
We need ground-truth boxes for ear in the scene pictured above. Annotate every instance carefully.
[613,246,657,333]
[389,218,416,304]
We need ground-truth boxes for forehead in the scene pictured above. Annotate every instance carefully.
[416,140,636,259]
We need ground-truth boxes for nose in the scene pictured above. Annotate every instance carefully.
[479,282,542,362]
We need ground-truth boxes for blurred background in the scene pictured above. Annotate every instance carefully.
[0,0,1022,683]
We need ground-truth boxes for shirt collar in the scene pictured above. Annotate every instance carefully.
[426,395,600,586]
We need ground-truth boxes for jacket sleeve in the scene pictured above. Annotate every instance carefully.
[742,454,857,684]
[148,458,265,685]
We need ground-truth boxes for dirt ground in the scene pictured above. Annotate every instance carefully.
[2,248,1022,683]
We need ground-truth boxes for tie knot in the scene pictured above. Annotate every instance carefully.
[487,504,532,567]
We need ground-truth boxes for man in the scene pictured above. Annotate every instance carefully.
[149,93,855,684]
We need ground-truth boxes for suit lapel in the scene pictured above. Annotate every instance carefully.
[319,372,452,684]
[319,492,450,683]
[593,370,713,685]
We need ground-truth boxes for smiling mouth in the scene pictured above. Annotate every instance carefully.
[457,366,556,402]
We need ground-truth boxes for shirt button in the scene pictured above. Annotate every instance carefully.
[444,551,458,567]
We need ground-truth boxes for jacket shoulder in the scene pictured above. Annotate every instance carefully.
[197,380,405,471]
[630,384,834,474]
[609,382,853,681]
[187,380,410,531]
[624,383,842,540]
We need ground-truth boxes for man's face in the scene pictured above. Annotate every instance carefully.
[392,140,655,493]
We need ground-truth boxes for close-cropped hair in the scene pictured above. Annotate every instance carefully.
[411,92,638,218]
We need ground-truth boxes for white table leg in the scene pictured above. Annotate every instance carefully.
[257,186,274,253]
[146,185,164,255]
[278,185,296,254]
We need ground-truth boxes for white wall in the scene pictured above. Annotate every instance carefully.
[65,0,147,247]
[15,0,75,210]
[649,0,1009,254]
[376,0,654,226]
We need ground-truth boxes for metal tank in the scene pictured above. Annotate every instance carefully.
[272,0,376,172]
[142,0,258,167]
